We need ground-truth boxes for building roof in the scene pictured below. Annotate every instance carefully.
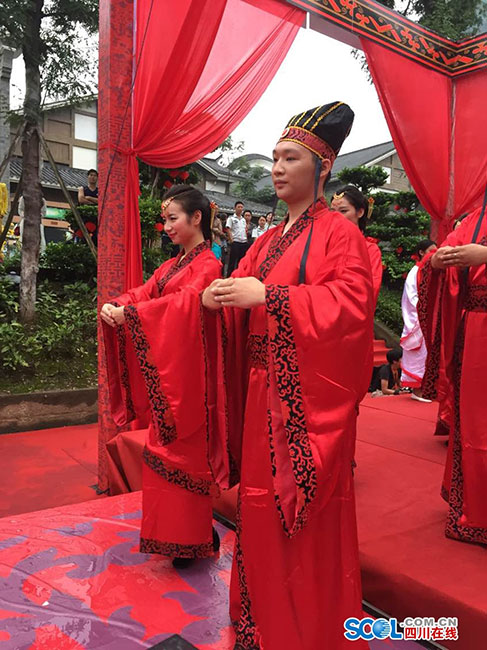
[10,157,88,191]
[196,157,242,181]
[203,190,271,216]
[331,141,395,178]
[232,153,273,164]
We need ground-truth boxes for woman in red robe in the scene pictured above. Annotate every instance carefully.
[418,206,487,545]
[203,103,373,649]
[331,184,382,305]
[101,185,221,566]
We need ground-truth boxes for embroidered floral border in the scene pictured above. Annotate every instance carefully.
[140,536,214,559]
[124,305,177,445]
[265,284,317,537]
[143,447,215,496]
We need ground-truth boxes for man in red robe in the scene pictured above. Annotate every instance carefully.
[202,102,374,649]
[418,206,487,545]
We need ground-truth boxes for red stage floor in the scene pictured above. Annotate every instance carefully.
[1,395,485,648]
[356,394,487,650]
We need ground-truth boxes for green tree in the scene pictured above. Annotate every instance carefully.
[1,0,98,323]
[335,165,431,290]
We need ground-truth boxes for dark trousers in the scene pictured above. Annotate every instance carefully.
[227,241,249,276]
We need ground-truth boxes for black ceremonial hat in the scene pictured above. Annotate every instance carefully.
[278,101,354,162]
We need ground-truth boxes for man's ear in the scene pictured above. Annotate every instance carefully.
[320,158,332,183]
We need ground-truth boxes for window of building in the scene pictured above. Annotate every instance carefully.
[73,146,97,170]
[381,166,392,184]
[74,113,97,143]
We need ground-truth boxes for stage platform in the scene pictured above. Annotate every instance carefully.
[0,395,485,648]
[356,394,487,650]
[0,492,420,649]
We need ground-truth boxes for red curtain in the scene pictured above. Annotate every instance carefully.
[362,39,487,242]
[122,0,304,288]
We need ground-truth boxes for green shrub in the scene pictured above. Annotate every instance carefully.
[0,280,97,376]
[375,286,403,335]
[40,241,97,283]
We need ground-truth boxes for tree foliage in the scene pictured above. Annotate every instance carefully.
[335,166,431,290]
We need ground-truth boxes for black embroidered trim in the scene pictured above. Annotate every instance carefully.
[265,284,317,537]
[220,311,240,487]
[124,305,177,445]
[111,299,136,422]
[248,334,268,369]
[234,495,261,649]
[257,198,326,282]
[142,447,214,496]
[464,284,487,311]
[445,317,487,545]
[140,536,214,559]
[157,240,209,295]
[418,259,441,400]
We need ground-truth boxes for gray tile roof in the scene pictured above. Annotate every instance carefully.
[331,141,395,178]
[10,157,89,191]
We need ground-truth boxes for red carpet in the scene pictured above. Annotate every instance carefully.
[0,424,100,517]
[356,394,487,650]
[2,398,486,648]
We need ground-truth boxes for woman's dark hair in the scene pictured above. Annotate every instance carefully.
[417,239,436,256]
[335,184,369,233]
[386,348,403,364]
[162,185,212,241]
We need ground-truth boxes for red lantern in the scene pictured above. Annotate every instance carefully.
[163,180,173,189]
[411,253,419,261]
[180,171,190,181]
[382,263,387,271]
[396,246,403,254]
[85,221,96,233]
[168,170,179,178]
[394,204,400,211]
[75,229,83,238]
[154,222,164,232]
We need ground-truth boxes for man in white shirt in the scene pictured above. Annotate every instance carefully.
[225,200,248,275]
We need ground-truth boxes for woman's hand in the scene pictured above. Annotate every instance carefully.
[431,246,455,270]
[202,280,223,311]
[441,244,487,268]
[205,277,266,309]
[100,303,125,327]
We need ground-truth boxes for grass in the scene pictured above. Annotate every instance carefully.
[0,355,97,395]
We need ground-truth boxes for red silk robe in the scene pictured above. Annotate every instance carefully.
[103,242,222,558]
[204,199,374,650]
[365,236,383,306]
[418,209,487,545]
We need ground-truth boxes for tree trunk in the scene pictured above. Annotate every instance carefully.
[19,0,43,324]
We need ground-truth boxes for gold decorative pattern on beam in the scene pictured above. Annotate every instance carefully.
[290,0,487,76]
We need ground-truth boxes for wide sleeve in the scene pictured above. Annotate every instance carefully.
[103,257,221,443]
[264,223,374,537]
[417,230,464,399]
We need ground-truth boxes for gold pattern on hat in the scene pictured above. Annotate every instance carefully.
[310,101,344,133]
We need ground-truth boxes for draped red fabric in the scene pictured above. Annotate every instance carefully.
[122,0,304,290]
[362,39,487,243]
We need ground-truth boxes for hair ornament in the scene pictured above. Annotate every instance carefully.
[210,201,218,229]
[333,191,345,201]
[161,196,175,216]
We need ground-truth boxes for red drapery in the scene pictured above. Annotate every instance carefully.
[362,39,487,243]
[121,0,304,289]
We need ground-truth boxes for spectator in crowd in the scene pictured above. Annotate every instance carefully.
[252,215,268,241]
[211,213,224,260]
[371,348,403,396]
[225,200,248,275]
[243,209,253,247]
[78,169,99,206]
[17,195,47,255]
[265,211,276,230]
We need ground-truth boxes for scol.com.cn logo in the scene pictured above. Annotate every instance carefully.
[344,616,459,642]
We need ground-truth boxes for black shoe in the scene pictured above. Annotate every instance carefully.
[212,527,220,553]
[172,556,195,569]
